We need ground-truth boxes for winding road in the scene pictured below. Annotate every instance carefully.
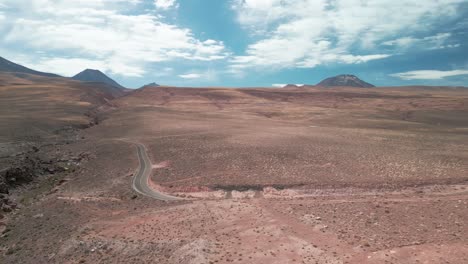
[132,142,182,201]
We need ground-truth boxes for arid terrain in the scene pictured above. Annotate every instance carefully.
[1,73,468,263]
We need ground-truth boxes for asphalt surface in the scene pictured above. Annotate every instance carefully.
[132,142,182,201]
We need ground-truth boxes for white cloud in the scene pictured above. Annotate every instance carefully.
[382,33,459,50]
[272,84,304,87]
[154,0,178,10]
[23,58,108,77]
[230,0,466,71]
[272,84,286,87]
[178,69,219,82]
[179,73,202,79]
[0,13,4,30]
[338,54,391,64]
[296,53,390,68]
[0,0,227,77]
[382,37,418,47]
[390,70,468,80]
[152,67,174,77]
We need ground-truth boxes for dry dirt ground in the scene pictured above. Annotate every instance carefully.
[1,79,468,263]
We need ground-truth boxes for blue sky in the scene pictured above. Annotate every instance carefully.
[0,0,467,88]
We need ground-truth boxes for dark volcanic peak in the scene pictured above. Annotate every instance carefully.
[317,74,375,88]
[72,69,125,89]
[0,56,60,78]
[140,82,160,88]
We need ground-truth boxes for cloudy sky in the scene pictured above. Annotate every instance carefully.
[0,0,467,88]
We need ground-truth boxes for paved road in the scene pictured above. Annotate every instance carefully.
[132,142,182,201]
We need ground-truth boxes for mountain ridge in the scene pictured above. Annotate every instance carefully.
[0,56,61,78]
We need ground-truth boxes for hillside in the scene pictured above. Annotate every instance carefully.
[0,72,125,142]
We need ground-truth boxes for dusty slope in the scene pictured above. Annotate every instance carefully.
[98,85,468,189]
[0,72,127,142]
[0,72,129,231]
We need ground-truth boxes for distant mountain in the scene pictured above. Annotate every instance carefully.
[0,56,60,78]
[72,69,125,89]
[283,84,298,88]
[317,74,375,88]
[140,82,160,88]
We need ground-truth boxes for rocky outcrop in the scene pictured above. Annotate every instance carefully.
[0,147,90,220]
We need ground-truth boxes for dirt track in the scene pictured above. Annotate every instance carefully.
[132,142,181,201]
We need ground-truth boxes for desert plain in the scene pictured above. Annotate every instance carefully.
[1,72,468,264]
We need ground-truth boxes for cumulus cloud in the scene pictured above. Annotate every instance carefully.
[0,0,227,77]
[230,0,466,71]
[390,70,468,80]
[154,0,178,10]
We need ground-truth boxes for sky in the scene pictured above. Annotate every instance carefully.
[0,0,467,88]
